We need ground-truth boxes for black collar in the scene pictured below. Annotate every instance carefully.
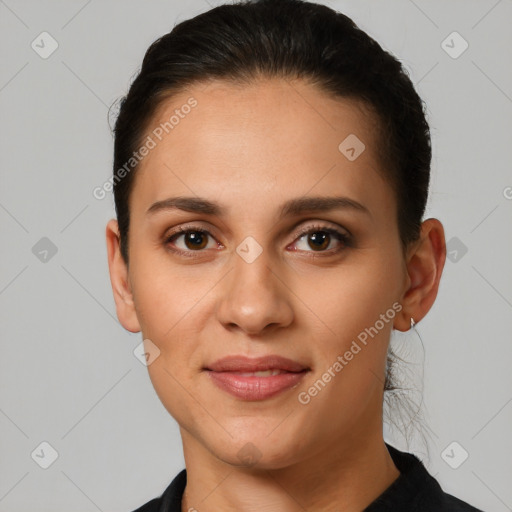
[135,443,482,512]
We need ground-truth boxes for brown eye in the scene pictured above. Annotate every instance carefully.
[182,231,208,250]
[166,228,216,253]
[307,231,331,251]
[292,226,349,254]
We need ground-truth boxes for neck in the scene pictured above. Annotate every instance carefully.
[180,424,399,512]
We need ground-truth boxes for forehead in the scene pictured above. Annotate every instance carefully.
[130,78,392,220]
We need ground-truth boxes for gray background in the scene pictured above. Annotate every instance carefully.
[1,0,511,510]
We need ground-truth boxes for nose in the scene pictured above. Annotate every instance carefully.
[215,248,294,336]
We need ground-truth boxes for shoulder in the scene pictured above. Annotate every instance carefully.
[364,444,484,511]
[413,482,484,511]
[440,492,484,511]
[129,469,187,512]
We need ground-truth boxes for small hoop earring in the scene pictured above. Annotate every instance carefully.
[410,317,416,330]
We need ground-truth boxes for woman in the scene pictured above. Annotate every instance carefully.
[106,0,483,510]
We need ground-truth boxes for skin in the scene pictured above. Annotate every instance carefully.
[106,78,446,511]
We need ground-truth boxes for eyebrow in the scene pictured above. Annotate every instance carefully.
[146,195,371,218]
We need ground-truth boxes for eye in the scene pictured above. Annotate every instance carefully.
[165,226,219,255]
[164,223,351,258]
[290,224,350,254]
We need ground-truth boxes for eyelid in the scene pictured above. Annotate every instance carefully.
[164,224,222,255]
[287,223,351,254]
[290,221,351,240]
[165,223,218,241]
[164,221,351,256]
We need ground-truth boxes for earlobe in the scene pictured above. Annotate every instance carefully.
[105,219,141,333]
[393,218,446,332]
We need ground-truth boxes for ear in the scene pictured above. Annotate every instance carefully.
[394,218,446,332]
[106,219,141,333]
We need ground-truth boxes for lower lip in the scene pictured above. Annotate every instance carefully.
[205,370,308,400]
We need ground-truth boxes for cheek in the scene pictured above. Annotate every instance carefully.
[132,259,208,420]
[130,253,210,342]
[294,268,396,435]
[128,252,222,402]
[293,255,401,341]
[291,250,401,406]
[144,356,203,433]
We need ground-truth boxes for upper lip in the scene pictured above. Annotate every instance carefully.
[205,355,309,373]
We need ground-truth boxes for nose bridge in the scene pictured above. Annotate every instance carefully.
[233,241,275,294]
[216,240,293,334]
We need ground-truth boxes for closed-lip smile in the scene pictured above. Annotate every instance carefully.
[204,355,310,401]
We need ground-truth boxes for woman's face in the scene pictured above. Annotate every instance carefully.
[116,78,411,468]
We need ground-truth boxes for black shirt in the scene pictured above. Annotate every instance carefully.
[131,443,484,511]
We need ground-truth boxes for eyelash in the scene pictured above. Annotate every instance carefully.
[164,223,352,259]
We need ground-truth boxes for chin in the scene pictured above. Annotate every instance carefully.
[204,424,307,471]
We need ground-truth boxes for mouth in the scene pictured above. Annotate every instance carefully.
[203,355,310,401]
